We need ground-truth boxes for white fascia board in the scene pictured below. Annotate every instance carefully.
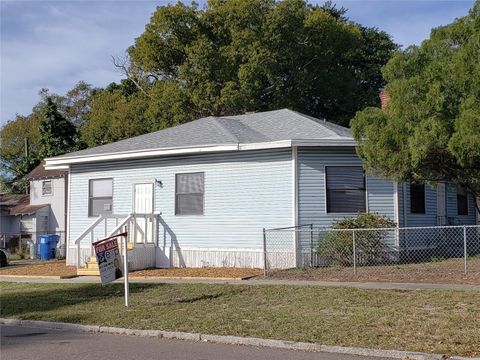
[238,140,292,150]
[292,138,357,147]
[44,138,356,167]
[43,165,70,171]
[45,144,241,167]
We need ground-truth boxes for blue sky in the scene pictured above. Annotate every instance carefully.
[0,0,475,125]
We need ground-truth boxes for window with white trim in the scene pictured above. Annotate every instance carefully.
[326,166,366,213]
[42,180,52,196]
[175,172,204,215]
[89,178,113,217]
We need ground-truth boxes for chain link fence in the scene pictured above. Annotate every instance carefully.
[263,225,480,281]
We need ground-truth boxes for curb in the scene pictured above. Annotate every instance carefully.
[1,318,466,360]
[0,274,78,279]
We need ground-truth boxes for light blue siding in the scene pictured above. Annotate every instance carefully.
[446,185,477,225]
[297,147,396,227]
[397,182,477,227]
[404,181,437,227]
[68,149,293,250]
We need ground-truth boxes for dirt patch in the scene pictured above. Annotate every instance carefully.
[130,267,262,279]
[267,258,480,285]
[0,260,77,277]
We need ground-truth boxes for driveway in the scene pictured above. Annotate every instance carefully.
[1,324,392,360]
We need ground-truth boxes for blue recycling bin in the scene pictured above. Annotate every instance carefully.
[38,235,59,260]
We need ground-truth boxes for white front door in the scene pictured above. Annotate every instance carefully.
[437,183,447,225]
[133,183,154,243]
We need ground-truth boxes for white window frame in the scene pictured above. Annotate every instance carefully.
[175,172,205,216]
[88,178,114,217]
[42,180,53,196]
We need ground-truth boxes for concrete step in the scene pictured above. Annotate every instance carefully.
[86,262,99,269]
[77,268,100,276]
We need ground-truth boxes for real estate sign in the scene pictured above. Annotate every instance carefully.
[94,238,123,286]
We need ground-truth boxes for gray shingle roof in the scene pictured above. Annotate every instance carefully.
[54,109,353,159]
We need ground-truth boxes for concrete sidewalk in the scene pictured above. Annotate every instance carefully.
[1,275,478,291]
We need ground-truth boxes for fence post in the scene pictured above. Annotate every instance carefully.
[463,226,467,277]
[310,224,313,267]
[352,229,357,276]
[262,228,267,277]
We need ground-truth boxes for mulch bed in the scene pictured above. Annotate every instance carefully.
[267,258,480,285]
[0,260,77,277]
[130,267,262,279]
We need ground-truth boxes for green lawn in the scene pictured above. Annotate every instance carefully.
[1,282,479,356]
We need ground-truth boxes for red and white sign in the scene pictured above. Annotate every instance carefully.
[94,238,123,286]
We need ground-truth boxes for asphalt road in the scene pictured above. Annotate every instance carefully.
[0,325,393,360]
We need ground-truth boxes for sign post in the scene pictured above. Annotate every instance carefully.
[92,232,129,307]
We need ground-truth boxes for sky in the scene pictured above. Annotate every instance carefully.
[0,0,476,125]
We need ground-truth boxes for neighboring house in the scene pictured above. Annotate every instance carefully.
[44,109,478,271]
[0,163,68,253]
[0,194,49,252]
[26,163,68,243]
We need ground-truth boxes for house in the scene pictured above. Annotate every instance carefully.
[0,163,68,255]
[44,109,478,271]
[0,194,49,254]
[26,163,68,244]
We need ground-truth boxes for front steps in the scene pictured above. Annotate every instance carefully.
[77,256,100,276]
[77,242,134,276]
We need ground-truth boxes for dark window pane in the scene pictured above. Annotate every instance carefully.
[176,173,204,194]
[457,187,468,216]
[175,194,204,215]
[326,166,364,189]
[175,172,204,215]
[327,190,366,213]
[410,183,425,214]
[89,198,113,217]
[325,166,365,213]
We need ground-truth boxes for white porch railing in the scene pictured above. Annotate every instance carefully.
[74,213,158,269]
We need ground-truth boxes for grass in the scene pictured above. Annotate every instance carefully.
[130,267,261,278]
[1,282,479,356]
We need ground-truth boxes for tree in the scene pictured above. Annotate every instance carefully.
[351,1,480,210]
[81,82,150,147]
[39,97,78,158]
[125,0,396,126]
[0,113,42,193]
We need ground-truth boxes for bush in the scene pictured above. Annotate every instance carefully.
[316,213,396,266]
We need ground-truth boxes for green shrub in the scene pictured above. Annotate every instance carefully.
[316,213,396,266]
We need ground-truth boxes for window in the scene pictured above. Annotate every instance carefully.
[457,187,468,216]
[326,166,366,213]
[89,178,113,217]
[42,180,52,196]
[175,172,204,215]
[410,182,425,214]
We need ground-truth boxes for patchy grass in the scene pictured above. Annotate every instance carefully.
[0,260,76,277]
[267,258,480,285]
[130,267,261,279]
[1,282,479,356]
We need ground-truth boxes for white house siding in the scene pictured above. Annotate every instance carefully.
[446,184,477,225]
[30,177,66,237]
[67,149,293,268]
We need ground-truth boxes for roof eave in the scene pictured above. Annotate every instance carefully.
[44,139,356,168]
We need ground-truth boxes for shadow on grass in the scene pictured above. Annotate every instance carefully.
[0,283,165,318]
